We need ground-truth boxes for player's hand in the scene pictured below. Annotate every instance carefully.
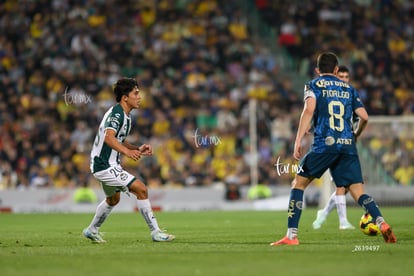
[139,144,153,156]
[353,131,358,142]
[293,140,302,160]
[126,149,142,161]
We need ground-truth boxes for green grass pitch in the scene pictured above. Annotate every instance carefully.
[1,207,413,276]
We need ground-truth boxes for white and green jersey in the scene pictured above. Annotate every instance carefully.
[90,104,131,173]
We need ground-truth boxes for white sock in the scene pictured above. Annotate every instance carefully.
[376,216,384,228]
[335,195,348,225]
[286,228,298,240]
[88,200,113,233]
[137,199,159,233]
[322,191,337,215]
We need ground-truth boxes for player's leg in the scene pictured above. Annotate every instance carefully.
[348,183,396,242]
[330,156,358,229]
[347,183,380,217]
[128,179,160,233]
[325,191,337,215]
[271,152,333,245]
[287,175,312,238]
[83,184,121,243]
[270,175,312,245]
[334,155,396,243]
[335,186,355,229]
[312,190,335,229]
[128,179,175,242]
[83,190,120,243]
[83,166,133,243]
[90,192,119,232]
[313,170,337,229]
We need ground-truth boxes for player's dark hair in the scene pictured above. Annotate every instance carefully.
[317,52,339,73]
[338,65,349,73]
[113,78,139,102]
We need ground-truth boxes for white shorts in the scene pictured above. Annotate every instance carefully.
[93,166,136,197]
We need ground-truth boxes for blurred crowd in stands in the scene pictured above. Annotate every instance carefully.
[257,0,414,115]
[0,0,413,191]
[255,0,414,185]
[256,0,414,186]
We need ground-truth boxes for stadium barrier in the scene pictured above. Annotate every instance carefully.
[1,185,414,213]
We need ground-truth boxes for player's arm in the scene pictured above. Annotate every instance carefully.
[104,129,141,160]
[123,141,139,150]
[353,107,368,140]
[123,141,153,157]
[294,97,316,160]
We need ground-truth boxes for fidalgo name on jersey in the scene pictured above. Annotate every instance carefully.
[322,89,350,98]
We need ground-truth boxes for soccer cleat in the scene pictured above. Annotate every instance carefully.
[312,210,327,229]
[270,236,299,246]
[151,230,175,242]
[339,221,355,230]
[83,228,106,243]
[380,222,397,243]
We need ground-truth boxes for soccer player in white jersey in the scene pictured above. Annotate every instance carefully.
[312,65,355,230]
[83,77,175,243]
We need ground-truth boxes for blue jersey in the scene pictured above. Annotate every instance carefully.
[304,75,364,155]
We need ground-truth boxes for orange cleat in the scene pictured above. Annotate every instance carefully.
[270,236,299,246]
[380,222,397,243]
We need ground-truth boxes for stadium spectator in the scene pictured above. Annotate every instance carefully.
[0,0,412,191]
[247,182,272,200]
[224,175,242,201]
[73,180,97,204]
[255,0,414,184]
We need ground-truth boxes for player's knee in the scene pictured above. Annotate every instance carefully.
[291,177,309,190]
[336,186,346,195]
[129,180,148,199]
[106,197,120,206]
[136,188,148,199]
[106,193,120,206]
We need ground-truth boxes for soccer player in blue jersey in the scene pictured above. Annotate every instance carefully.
[271,52,396,245]
[83,77,175,243]
[312,65,355,230]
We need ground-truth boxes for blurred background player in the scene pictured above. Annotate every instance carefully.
[271,52,396,246]
[224,175,242,201]
[73,176,97,204]
[312,65,355,230]
[83,78,175,243]
[336,65,350,82]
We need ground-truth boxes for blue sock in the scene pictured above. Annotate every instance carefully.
[287,188,304,228]
[358,194,382,219]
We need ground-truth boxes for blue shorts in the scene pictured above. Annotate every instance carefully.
[298,152,363,187]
